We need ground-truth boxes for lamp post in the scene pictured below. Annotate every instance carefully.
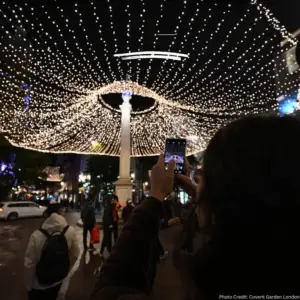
[114,89,133,206]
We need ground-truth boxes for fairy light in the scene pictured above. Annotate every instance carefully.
[169,9,259,99]
[255,3,297,46]
[134,0,146,83]
[72,1,114,84]
[151,0,189,91]
[124,3,132,79]
[0,1,297,157]
[156,2,230,96]
[106,0,124,80]
[142,0,168,86]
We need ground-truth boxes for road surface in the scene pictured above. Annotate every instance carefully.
[0,213,104,300]
[0,213,186,300]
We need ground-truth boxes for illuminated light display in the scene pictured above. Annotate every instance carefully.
[114,51,189,58]
[121,55,182,61]
[114,51,189,61]
[0,0,297,156]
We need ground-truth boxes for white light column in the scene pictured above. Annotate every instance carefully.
[114,89,133,207]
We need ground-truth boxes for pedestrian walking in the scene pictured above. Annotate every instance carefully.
[24,203,80,300]
[100,196,114,257]
[81,200,96,250]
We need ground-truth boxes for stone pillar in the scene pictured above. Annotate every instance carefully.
[114,90,133,207]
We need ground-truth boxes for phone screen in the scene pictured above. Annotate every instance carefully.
[164,139,187,174]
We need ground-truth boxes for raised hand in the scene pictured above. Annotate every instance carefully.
[150,154,175,201]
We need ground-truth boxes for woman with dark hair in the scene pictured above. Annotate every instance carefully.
[90,116,300,299]
[175,115,300,298]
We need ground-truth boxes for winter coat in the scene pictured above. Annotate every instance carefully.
[81,204,96,227]
[122,205,134,224]
[24,213,80,291]
[102,205,114,230]
[90,197,162,300]
[89,195,300,300]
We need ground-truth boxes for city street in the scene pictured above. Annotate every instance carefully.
[1,0,300,297]
[0,213,103,300]
[0,213,185,300]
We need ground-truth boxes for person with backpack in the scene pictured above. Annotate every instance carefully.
[24,203,80,300]
[81,199,96,250]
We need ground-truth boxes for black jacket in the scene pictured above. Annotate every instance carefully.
[160,200,172,229]
[89,191,300,300]
[171,200,183,218]
[90,197,162,300]
[81,204,96,227]
[102,205,114,229]
[122,205,134,224]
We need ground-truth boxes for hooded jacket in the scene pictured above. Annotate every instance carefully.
[24,213,80,291]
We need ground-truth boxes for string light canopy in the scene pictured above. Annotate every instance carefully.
[0,0,297,156]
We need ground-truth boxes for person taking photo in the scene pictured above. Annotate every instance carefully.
[90,116,300,299]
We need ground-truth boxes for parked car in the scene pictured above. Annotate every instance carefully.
[0,201,47,220]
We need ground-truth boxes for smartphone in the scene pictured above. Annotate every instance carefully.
[164,138,187,174]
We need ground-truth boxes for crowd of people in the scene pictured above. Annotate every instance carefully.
[23,115,300,299]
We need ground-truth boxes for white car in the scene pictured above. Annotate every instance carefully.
[0,201,47,220]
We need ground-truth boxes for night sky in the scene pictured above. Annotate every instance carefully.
[1,0,299,156]
[267,0,300,32]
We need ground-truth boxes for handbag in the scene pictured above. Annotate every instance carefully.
[90,224,100,244]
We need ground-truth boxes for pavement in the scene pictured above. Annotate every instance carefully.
[0,212,186,300]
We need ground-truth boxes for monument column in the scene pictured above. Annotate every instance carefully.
[114,89,133,207]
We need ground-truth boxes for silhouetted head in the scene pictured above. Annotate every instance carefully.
[126,199,133,207]
[103,195,113,208]
[193,115,300,296]
[44,203,64,218]
[198,115,300,245]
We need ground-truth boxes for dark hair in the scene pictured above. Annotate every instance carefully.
[202,116,300,236]
[194,116,300,295]
[103,194,113,208]
[44,203,63,217]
